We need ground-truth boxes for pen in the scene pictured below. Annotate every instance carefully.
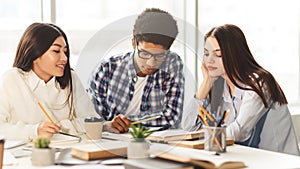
[153,124,171,132]
[131,115,162,124]
[217,110,229,127]
[37,102,55,124]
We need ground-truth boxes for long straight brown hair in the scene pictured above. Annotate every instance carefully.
[13,23,74,116]
[205,24,287,107]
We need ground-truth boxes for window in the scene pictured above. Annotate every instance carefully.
[0,0,41,75]
[198,0,300,102]
[0,0,299,104]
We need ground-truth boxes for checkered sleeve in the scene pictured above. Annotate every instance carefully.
[88,62,112,120]
[161,55,185,127]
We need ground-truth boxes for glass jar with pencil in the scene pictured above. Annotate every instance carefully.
[198,104,229,153]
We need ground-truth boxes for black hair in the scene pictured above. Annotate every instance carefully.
[133,8,178,49]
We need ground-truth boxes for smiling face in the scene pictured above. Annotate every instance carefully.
[32,36,67,82]
[203,36,225,78]
[132,39,167,77]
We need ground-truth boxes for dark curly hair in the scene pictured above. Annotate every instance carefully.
[133,8,178,49]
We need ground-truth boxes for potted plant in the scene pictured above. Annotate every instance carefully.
[127,123,156,159]
[31,137,55,166]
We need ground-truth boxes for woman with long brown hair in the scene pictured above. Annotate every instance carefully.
[182,24,299,155]
[0,23,99,140]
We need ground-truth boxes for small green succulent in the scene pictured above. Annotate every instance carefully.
[129,123,155,141]
[33,137,51,148]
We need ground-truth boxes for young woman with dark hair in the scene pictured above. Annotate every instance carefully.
[182,24,299,155]
[0,23,99,140]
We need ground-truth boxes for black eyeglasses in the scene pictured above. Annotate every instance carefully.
[135,39,169,62]
[136,48,169,62]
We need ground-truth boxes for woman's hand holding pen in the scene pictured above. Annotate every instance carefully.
[37,122,61,138]
[103,114,131,134]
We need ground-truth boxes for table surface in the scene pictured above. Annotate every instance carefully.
[3,134,300,169]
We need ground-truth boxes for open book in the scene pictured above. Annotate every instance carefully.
[124,158,194,169]
[147,129,204,143]
[150,144,246,169]
[71,141,128,160]
[49,133,81,148]
[4,140,27,149]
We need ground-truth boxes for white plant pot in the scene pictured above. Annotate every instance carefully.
[127,139,150,159]
[31,148,55,166]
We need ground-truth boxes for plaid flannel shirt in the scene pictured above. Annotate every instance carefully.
[88,52,184,127]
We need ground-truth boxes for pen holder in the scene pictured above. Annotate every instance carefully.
[203,126,226,153]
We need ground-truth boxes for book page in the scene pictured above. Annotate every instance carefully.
[4,140,27,149]
[150,143,245,168]
[3,151,18,166]
[101,132,132,142]
[50,133,81,148]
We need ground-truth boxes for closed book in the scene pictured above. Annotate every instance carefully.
[71,141,128,160]
[168,138,234,149]
[147,129,204,143]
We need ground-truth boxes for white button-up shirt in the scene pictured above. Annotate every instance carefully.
[182,82,299,156]
[0,68,99,140]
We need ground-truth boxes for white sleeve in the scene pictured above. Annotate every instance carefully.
[0,70,37,140]
[226,90,269,142]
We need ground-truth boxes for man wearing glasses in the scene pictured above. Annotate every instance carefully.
[88,8,184,133]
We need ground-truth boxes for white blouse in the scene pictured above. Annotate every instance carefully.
[0,68,99,141]
[182,82,299,156]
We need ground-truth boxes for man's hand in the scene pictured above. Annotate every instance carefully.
[103,114,131,133]
[38,122,61,138]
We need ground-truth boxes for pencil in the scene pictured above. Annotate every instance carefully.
[197,109,209,126]
[131,115,161,124]
[198,104,217,125]
[217,110,229,127]
[37,102,55,124]
[58,131,81,142]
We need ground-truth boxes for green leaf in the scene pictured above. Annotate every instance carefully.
[129,123,158,139]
